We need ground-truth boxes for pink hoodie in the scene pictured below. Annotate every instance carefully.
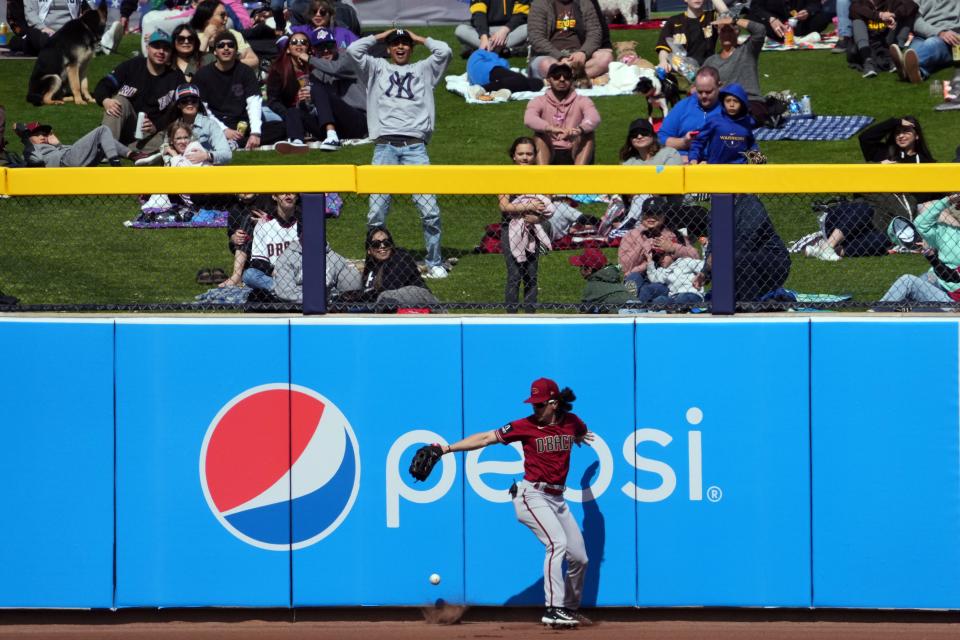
[524,89,601,151]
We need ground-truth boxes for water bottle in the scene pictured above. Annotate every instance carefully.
[788,97,802,117]
[800,95,812,117]
[785,19,796,46]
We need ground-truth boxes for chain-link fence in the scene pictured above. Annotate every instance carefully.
[1,183,958,313]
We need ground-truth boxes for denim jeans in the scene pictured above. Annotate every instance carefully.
[880,273,951,303]
[834,0,851,37]
[243,267,275,292]
[637,283,669,302]
[908,35,954,79]
[368,143,443,268]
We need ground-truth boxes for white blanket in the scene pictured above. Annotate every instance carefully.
[445,62,654,104]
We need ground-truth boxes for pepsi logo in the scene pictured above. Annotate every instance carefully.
[199,384,361,550]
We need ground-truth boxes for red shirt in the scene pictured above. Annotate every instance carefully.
[495,412,587,485]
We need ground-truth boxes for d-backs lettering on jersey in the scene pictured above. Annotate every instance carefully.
[496,413,587,486]
[250,217,299,266]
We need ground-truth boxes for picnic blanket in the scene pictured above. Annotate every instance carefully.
[445,61,643,104]
[761,33,839,51]
[754,115,874,141]
[124,208,229,229]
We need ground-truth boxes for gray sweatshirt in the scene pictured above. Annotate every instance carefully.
[346,35,452,143]
[308,54,367,112]
[273,240,362,303]
[913,0,960,38]
[703,20,765,102]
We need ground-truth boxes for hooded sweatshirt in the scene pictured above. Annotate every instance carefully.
[524,88,601,151]
[581,265,632,306]
[912,0,960,39]
[688,84,758,165]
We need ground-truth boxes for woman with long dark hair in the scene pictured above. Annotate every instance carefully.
[354,227,438,308]
[437,377,595,628]
[171,24,203,81]
[190,0,258,67]
[859,115,935,163]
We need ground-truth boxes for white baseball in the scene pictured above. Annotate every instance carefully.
[429,573,441,585]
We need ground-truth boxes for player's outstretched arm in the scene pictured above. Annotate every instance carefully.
[443,430,499,454]
[575,430,596,446]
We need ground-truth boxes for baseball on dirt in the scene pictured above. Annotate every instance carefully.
[429,573,441,585]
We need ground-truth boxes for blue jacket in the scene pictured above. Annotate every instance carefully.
[688,84,758,165]
[656,93,721,157]
[466,49,510,86]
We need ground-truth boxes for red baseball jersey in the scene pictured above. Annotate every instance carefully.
[495,412,588,485]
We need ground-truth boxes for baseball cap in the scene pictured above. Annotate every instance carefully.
[248,1,270,16]
[568,248,607,271]
[147,29,172,47]
[886,216,921,249]
[175,84,201,103]
[628,118,654,139]
[385,28,414,45]
[312,27,336,47]
[15,121,53,138]
[547,62,573,78]
[525,377,560,404]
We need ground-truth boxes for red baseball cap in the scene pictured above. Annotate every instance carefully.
[568,248,607,271]
[525,377,559,404]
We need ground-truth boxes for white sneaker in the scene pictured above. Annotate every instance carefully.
[319,136,341,151]
[805,240,841,261]
[425,265,448,279]
[466,84,485,100]
[489,88,512,101]
[275,139,309,154]
[100,20,123,54]
[133,151,163,166]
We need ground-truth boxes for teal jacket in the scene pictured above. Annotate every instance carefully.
[916,197,960,294]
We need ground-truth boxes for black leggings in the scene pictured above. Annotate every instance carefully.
[482,67,543,93]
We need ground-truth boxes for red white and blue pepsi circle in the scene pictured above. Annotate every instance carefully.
[200,384,361,551]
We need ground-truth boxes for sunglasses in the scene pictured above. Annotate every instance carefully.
[178,97,199,105]
[215,41,236,49]
[632,131,653,138]
[549,73,572,81]
[289,38,310,46]
[176,36,194,43]
[314,8,330,15]
[369,240,393,249]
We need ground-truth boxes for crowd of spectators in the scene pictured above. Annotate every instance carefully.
[6,0,959,312]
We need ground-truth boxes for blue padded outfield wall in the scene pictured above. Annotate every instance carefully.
[0,317,957,609]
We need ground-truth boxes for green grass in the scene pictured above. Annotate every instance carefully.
[0,26,957,308]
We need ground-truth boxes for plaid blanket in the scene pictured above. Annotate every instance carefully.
[755,115,874,141]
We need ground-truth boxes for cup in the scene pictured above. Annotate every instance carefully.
[134,112,147,140]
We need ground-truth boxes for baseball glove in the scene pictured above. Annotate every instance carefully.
[409,444,444,482]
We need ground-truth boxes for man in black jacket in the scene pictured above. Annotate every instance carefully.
[93,29,185,153]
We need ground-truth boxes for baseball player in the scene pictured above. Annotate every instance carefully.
[439,377,594,627]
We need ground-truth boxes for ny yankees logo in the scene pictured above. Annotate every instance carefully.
[386,71,415,100]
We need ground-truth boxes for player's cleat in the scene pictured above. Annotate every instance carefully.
[541,607,579,627]
[568,610,593,626]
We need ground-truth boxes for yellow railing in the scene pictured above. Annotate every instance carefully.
[1,164,957,196]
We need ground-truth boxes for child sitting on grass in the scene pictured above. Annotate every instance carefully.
[687,83,758,165]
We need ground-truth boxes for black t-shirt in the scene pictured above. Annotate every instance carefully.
[194,62,259,129]
[94,58,185,124]
[655,10,718,65]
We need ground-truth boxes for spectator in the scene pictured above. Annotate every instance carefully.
[93,30,185,154]
[273,238,363,303]
[138,0,196,57]
[194,30,278,150]
[219,193,272,288]
[300,0,356,49]
[639,249,705,307]
[527,0,614,80]
[878,194,960,305]
[456,0,530,57]
[749,0,833,43]
[658,66,721,159]
[17,121,144,167]
[21,0,78,54]
[499,137,553,313]
[523,63,601,165]
[833,0,854,53]
[859,116,935,163]
[349,227,440,308]
[703,17,767,120]
[620,118,683,166]
[289,0,360,36]
[466,49,543,99]
[242,192,301,294]
[162,121,211,166]
[272,27,367,152]
[694,194,791,302]
[267,30,324,152]
[190,0,259,68]
[849,0,916,77]
[171,24,204,82]
[618,197,699,292]
[160,84,232,165]
[569,248,632,310]
[890,0,960,83]
[655,0,731,70]
[688,83,758,165]
[347,28,452,279]
[804,198,891,261]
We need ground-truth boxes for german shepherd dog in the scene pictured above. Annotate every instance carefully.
[26,2,107,106]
